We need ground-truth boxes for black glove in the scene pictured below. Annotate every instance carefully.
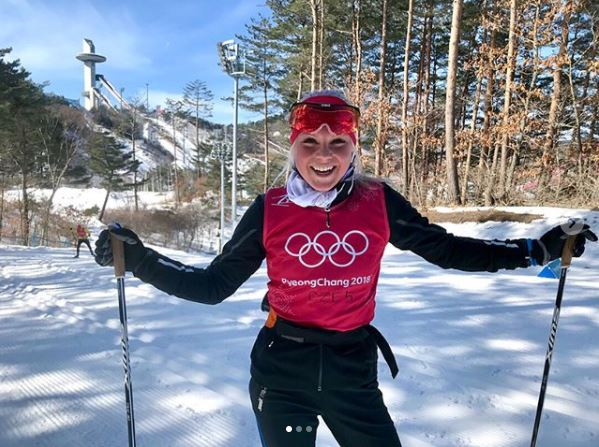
[531,220,597,265]
[94,225,148,272]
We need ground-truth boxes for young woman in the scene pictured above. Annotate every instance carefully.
[94,90,596,447]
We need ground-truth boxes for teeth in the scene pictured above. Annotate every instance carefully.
[312,166,334,173]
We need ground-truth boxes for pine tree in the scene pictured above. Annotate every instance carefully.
[0,48,47,244]
[238,16,286,191]
[183,80,213,177]
[88,132,140,221]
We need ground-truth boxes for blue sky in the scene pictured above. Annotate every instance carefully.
[1,0,269,124]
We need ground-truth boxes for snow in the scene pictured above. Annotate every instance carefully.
[148,117,210,170]
[1,209,598,446]
[2,188,175,213]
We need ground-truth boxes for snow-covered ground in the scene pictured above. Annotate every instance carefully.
[1,209,598,446]
[2,188,176,213]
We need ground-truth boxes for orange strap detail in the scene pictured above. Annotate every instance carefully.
[265,308,277,328]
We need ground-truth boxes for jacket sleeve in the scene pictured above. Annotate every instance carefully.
[132,194,266,304]
[384,183,531,272]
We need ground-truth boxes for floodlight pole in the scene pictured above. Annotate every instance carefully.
[220,145,226,253]
[214,142,228,254]
[217,39,244,227]
[232,76,239,226]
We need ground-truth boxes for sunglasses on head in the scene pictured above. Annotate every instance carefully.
[289,102,360,136]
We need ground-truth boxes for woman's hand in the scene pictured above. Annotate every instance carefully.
[532,220,597,265]
[94,226,148,272]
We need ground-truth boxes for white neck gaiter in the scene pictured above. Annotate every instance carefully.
[286,157,356,209]
[286,169,339,209]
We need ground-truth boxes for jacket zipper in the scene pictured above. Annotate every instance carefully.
[317,344,323,392]
[325,206,331,228]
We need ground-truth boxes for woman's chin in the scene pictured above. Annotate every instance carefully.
[305,176,341,191]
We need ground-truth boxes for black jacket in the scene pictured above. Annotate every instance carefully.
[132,182,531,305]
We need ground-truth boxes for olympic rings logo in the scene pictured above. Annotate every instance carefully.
[284,230,369,268]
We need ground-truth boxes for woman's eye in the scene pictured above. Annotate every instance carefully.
[331,139,348,148]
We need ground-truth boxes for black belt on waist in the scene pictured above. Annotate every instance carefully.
[272,317,399,379]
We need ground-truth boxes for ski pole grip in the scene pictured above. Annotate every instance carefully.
[561,235,577,268]
[111,235,126,278]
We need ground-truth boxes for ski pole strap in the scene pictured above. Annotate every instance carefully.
[271,316,399,379]
[560,236,577,269]
[527,239,538,266]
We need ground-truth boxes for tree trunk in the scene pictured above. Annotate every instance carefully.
[172,117,180,205]
[318,0,324,90]
[540,0,572,188]
[20,172,30,246]
[99,188,110,222]
[41,189,58,246]
[195,105,201,177]
[401,0,414,194]
[374,0,388,176]
[444,0,463,204]
[133,135,138,211]
[309,0,319,91]
[496,0,518,200]
[461,72,483,204]
[263,68,270,192]
[0,172,4,242]
[512,0,540,190]
[484,140,500,205]
[420,0,434,196]
[352,0,363,156]
[566,57,583,176]
[297,64,304,101]
[477,27,496,200]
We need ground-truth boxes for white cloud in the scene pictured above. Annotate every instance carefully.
[1,0,151,77]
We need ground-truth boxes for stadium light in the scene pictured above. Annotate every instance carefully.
[217,39,245,226]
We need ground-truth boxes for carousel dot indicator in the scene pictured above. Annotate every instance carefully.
[286,426,292,433]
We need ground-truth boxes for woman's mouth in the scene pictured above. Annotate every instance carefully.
[310,165,336,176]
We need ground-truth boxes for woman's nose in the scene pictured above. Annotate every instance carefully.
[314,142,333,157]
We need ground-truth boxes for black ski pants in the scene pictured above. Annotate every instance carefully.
[249,325,402,447]
[76,238,93,256]
[250,378,401,447]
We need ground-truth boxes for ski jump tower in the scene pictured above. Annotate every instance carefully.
[76,39,106,111]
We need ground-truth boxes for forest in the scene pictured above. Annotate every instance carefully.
[1,0,598,247]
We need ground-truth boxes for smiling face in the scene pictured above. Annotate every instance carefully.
[292,124,355,192]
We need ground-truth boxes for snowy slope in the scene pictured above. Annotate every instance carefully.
[2,188,175,213]
[1,210,598,447]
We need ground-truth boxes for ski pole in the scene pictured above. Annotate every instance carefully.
[530,235,577,447]
[111,234,137,447]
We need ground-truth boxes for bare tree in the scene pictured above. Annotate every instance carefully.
[400,0,414,194]
[165,98,186,205]
[495,0,518,200]
[309,0,323,90]
[38,105,88,244]
[540,0,573,190]
[445,0,463,204]
[374,0,389,176]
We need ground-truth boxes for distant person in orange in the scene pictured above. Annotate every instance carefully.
[70,224,93,258]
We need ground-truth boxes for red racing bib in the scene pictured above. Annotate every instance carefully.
[263,183,389,331]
